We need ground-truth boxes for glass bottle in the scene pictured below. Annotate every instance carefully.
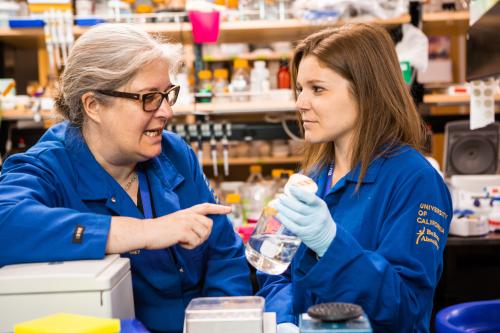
[241,165,270,224]
[239,0,258,20]
[230,59,250,102]
[197,69,212,103]
[270,168,283,195]
[246,174,318,275]
[226,193,244,230]
[277,59,291,89]
[275,170,291,195]
[270,169,291,197]
[213,68,229,95]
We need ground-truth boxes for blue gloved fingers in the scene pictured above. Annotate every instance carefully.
[275,193,316,216]
[276,203,337,256]
[288,185,320,205]
[272,199,310,226]
[309,220,337,257]
[286,186,329,214]
[275,211,308,237]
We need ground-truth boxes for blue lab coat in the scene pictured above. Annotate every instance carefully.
[258,146,452,332]
[0,122,252,333]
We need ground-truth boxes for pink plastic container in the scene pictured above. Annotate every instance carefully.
[188,10,221,44]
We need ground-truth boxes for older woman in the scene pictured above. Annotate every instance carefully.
[0,24,252,333]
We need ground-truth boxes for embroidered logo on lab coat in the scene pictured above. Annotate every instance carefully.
[415,202,447,250]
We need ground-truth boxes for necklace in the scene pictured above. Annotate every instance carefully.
[123,172,137,191]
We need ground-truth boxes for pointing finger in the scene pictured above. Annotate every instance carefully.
[188,203,232,216]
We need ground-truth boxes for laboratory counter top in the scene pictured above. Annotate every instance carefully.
[446,232,500,247]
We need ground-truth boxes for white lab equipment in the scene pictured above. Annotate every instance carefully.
[489,198,500,232]
[447,175,500,236]
[450,213,489,237]
[0,254,134,333]
[184,296,276,333]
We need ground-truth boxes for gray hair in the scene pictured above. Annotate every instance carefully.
[55,23,182,127]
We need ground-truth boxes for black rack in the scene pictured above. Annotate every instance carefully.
[167,121,301,142]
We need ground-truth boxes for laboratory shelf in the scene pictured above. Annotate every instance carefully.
[0,11,469,44]
[423,93,500,105]
[202,51,293,62]
[1,108,56,121]
[421,10,470,35]
[185,100,296,115]
[201,156,301,166]
[74,16,408,44]
[5,93,500,121]
[0,100,296,121]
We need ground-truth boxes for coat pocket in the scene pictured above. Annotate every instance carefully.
[174,244,208,289]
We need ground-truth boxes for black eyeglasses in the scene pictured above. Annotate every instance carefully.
[96,85,180,112]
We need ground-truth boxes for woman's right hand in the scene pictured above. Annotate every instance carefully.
[145,203,231,250]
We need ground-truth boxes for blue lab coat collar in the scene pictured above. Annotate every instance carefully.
[343,145,413,184]
[345,157,384,184]
[314,155,384,197]
[314,146,414,196]
[63,124,184,205]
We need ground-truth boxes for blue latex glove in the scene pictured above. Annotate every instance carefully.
[277,323,300,333]
[271,185,337,257]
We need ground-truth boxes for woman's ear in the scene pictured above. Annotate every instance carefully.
[81,92,101,123]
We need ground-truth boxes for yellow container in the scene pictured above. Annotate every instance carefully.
[214,68,228,79]
[233,59,249,69]
[136,4,153,13]
[226,193,241,204]
[271,169,283,179]
[14,313,120,333]
[249,164,262,174]
[28,3,72,13]
[198,70,212,80]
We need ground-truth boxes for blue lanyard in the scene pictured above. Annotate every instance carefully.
[137,168,153,219]
[323,162,335,197]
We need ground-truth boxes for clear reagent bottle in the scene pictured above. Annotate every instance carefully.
[245,173,318,275]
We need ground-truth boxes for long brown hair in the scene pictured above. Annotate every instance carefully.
[291,23,425,188]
